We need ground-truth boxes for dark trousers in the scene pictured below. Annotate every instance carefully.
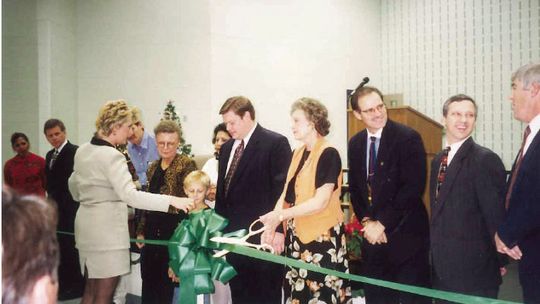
[433,287,498,304]
[140,245,175,304]
[228,254,283,304]
[57,233,84,299]
[362,244,431,304]
[520,271,540,304]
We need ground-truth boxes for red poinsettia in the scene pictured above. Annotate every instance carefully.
[345,216,364,260]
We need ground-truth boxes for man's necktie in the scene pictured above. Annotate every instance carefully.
[504,126,531,209]
[436,146,451,199]
[224,140,244,197]
[367,136,377,205]
[368,136,377,185]
[49,149,59,169]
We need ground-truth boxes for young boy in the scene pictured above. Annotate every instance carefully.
[170,170,232,304]
[183,170,212,212]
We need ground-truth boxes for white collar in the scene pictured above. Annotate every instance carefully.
[56,140,68,153]
[367,128,383,139]
[445,136,471,165]
[236,122,257,147]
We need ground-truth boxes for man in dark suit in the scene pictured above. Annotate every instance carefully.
[430,94,506,301]
[495,63,540,303]
[215,96,291,304]
[348,86,430,304]
[43,118,84,300]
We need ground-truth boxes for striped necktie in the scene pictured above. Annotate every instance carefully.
[435,146,451,199]
[224,140,244,197]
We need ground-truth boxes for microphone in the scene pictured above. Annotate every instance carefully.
[348,77,370,109]
[355,77,370,92]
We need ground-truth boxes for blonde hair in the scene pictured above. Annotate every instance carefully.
[131,106,142,125]
[95,100,132,136]
[183,170,211,189]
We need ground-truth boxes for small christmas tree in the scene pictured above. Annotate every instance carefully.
[161,100,193,157]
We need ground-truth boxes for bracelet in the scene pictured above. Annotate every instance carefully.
[360,218,371,225]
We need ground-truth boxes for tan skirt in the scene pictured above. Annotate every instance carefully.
[79,249,130,279]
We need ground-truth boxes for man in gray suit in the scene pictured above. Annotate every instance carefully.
[430,94,506,301]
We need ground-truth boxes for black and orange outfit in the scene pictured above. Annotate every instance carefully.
[283,139,351,304]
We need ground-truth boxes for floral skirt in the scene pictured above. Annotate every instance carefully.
[285,220,352,304]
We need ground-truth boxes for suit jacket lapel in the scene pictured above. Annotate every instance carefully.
[372,120,396,194]
[515,130,540,182]
[228,124,262,188]
[357,131,371,204]
[432,137,474,219]
[218,140,233,194]
[430,152,443,215]
[49,141,72,173]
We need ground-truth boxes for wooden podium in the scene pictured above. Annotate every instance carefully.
[346,106,443,215]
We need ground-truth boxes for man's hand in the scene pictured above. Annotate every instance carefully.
[136,234,145,249]
[495,232,522,260]
[362,220,387,245]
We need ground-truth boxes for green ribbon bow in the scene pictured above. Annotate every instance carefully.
[168,209,246,304]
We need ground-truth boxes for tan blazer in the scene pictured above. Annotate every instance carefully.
[69,141,172,252]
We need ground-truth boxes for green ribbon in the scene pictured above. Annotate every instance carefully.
[167,209,245,304]
[222,244,521,304]
[57,221,522,304]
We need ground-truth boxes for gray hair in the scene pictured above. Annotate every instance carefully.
[511,63,540,89]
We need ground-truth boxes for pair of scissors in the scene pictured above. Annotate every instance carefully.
[211,219,274,258]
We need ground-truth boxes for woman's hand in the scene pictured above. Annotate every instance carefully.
[170,197,194,213]
[260,210,285,253]
[136,234,145,249]
[260,210,282,232]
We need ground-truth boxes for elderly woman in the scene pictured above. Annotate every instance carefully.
[135,120,196,304]
[201,123,231,203]
[68,100,193,304]
[3,132,46,197]
[261,98,351,303]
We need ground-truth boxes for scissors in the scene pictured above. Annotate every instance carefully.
[211,219,274,258]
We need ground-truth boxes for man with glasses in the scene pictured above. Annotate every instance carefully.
[348,86,430,304]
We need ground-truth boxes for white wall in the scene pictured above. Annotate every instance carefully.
[2,0,40,163]
[209,0,381,157]
[5,0,537,168]
[380,0,540,167]
[76,0,212,154]
[74,0,381,158]
[37,0,77,154]
[2,0,77,163]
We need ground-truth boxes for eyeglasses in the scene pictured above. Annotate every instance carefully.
[360,103,386,115]
[157,142,178,148]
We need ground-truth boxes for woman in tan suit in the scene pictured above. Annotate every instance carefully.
[69,100,193,304]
